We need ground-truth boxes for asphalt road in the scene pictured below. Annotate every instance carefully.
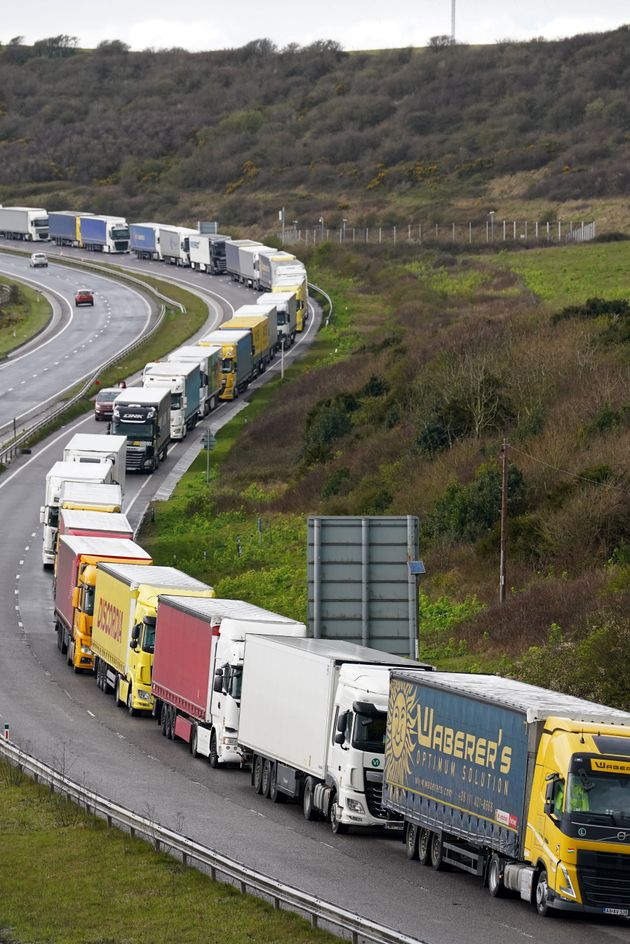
[0,243,627,944]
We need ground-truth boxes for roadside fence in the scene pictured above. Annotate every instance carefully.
[280,219,597,248]
[0,284,10,306]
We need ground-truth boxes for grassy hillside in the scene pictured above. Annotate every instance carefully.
[141,239,630,709]
[3,29,630,229]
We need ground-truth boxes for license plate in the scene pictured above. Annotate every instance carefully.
[604,908,629,916]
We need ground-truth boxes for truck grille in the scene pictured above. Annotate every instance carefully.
[125,448,146,470]
[364,769,386,818]
[577,850,630,909]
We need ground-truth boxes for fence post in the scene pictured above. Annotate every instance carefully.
[378,227,382,244]
[469,222,472,244]
[393,225,396,244]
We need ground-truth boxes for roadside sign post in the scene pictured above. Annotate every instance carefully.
[201,429,216,484]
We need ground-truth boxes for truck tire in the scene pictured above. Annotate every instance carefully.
[261,759,272,798]
[167,705,175,739]
[57,623,67,655]
[535,869,555,917]
[303,777,317,820]
[330,796,349,835]
[430,832,449,871]
[114,676,123,707]
[209,731,219,768]
[405,823,419,860]
[488,854,506,898]
[190,725,199,758]
[127,687,136,717]
[253,754,264,794]
[161,705,168,736]
[418,828,431,866]
[269,763,284,803]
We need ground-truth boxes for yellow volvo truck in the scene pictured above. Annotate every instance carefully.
[54,535,151,672]
[92,563,213,714]
[384,672,630,918]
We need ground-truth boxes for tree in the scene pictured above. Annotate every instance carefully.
[32,35,78,58]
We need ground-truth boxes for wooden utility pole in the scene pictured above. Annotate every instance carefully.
[499,437,508,604]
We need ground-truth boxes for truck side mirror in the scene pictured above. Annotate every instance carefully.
[213,669,224,693]
[337,711,348,733]
[130,624,140,648]
[334,731,346,745]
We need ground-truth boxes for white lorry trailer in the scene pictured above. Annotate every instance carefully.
[238,637,432,832]
[142,361,201,439]
[158,226,197,266]
[257,291,297,346]
[0,206,49,241]
[167,344,223,416]
[41,461,114,567]
[62,433,127,492]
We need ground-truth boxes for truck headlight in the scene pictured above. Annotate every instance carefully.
[222,736,238,746]
[346,799,365,814]
[80,646,92,655]
[558,863,577,899]
[137,690,151,702]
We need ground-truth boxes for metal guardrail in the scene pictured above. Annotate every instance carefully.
[309,281,333,327]
[0,283,10,306]
[0,258,186,466]
[0,738,422,944]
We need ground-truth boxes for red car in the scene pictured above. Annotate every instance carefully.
[94,387,120,421]
[75,289,94,307]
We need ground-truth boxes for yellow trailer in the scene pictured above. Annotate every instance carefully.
[92,563,213,714]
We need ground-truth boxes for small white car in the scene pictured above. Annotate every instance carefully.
[30,252,48,268]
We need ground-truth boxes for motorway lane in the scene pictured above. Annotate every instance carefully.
[0,250,626,943]
[0,252,155,434]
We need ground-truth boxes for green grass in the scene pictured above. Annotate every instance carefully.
[0,275,51,356]
[0,761,336,944]
[494,241,630,306]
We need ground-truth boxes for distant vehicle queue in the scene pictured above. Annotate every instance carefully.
[0,205,309,333]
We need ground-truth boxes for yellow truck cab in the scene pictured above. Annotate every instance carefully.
[526,717,630,916]
[92,563,213,714]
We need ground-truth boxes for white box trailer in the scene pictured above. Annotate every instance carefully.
[63,433,126,492]
[0,206,49,241]
[257,292,297,344]
[237,244,274,288]
[41,461,114,566]
[238,636,431,831]
[224,239,260,280]
[167,344,223,416]
[159,226,197,265]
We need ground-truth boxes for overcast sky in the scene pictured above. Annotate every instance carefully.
[4,1,629,51]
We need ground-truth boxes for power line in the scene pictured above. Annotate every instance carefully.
[508,442,630,495]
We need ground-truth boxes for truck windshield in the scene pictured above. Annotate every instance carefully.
[113,419,154,440]
[170,393,182,410]
[276,312,287,325]
[222,357,234,373]
[352,711,387,753]
[83,586,95,616]
[142,621,156,653]
[567,770,630,819]
[111,227,129,240]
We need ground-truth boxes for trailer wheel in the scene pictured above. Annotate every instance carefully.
[269,763,284,803]
[303,777,317,820]
[167,706,175,739]
[261,759,272,798]
[330,796,349,835]
[209,731,219,768]
[405,823,419,860]
[535,869,555,917]
[488,855,506,898]
[253,754,264,794]
[161,705,168,736]
[418,828,431,866]
[430,832,449,871]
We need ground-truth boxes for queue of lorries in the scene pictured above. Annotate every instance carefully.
[20,198,630,922]
[0,205,309,333]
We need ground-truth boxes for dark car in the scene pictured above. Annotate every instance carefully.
[94,387,120,421]
[75,289,94,307]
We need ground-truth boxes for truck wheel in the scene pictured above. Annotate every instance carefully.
[405,823,419,860]
[253,754,264,794]
[269,763,284,803]
[209,731,219,768]
[430,832,449,871]
[261,759,272,798]
[330,797,349,835]
[66,641,73,667]
[57,624,67,654]
[418,828,431,866]
[114,676,123,707]
[190,725,199,758]
[127,688,137,717]
[488,854,506,898]
[535,869,555,917]
[167,706,175,739]
[303,777,317,820]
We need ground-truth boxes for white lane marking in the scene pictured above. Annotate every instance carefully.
[116,733,125,740]
[63,690,72,700]
[87,710,95,718]
[0,271,74,371]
